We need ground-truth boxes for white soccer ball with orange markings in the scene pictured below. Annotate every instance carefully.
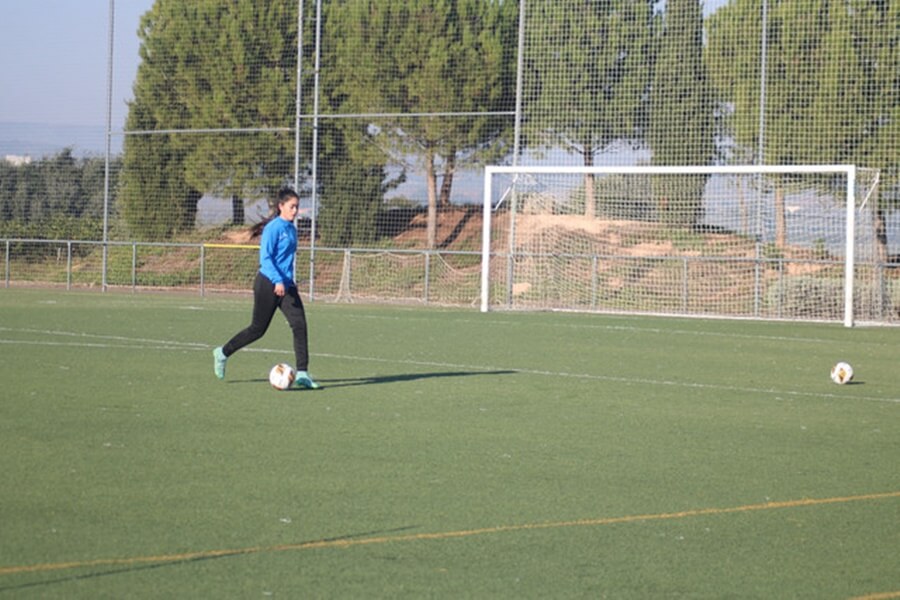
[269,363,296,390]
[830,362,853,385]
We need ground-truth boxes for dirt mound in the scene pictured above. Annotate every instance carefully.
[392,207,484,249]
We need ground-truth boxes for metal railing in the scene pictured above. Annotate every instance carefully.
[4,238,897,324]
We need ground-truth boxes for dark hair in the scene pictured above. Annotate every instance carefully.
[250,188,300,236]
[277,187,299,205]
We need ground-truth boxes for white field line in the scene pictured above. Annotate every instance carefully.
[338,314,896,348]
[316,352,900,404]
[1,327,897,404]
[60,300,892,346]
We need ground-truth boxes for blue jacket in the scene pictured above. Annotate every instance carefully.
[259,217,297,286]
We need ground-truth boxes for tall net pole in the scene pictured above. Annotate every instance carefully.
[308,0,323,301]
[753,0,769,316]
[102,0,115,291]
[293,0,304,287]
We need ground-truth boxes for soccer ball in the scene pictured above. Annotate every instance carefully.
[830,361,853,385]
[269,363,296,390]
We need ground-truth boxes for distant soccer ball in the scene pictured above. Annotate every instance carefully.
[269,363,296,390]
[830,361,854,385]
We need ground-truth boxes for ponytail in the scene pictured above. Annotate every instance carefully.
[249,187,299,237]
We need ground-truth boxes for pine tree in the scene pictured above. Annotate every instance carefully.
[708,0,898,250]
[120,0,297,238]
[327,0,517,248]
[649,0,715,228]
[119,1,205,239]
[525,0,655,218]
[179,0,296,224]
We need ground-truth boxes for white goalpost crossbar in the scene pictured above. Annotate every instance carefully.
[480,164,858,326]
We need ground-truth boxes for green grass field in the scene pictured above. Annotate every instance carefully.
[1,288,897,599]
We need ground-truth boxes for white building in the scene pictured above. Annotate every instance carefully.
[4,155,32,166]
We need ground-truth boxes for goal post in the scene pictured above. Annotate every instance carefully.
[481,164,876,327]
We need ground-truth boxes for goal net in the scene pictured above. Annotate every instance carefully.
[480,165,887,326]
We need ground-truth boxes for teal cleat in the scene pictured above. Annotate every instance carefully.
[294,371,321,390]
[213,347,227,380]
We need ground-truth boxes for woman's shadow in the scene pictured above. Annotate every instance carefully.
[318,369,517,389]
[235,370,516,389]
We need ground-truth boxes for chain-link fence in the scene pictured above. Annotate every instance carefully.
[2,0,898,322]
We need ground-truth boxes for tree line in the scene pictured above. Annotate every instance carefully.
[3,0,896,250]
[707,0,899,250]
[0,149,117,241]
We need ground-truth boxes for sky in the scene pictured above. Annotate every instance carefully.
[0,0,730,130]
[1,0,154,128]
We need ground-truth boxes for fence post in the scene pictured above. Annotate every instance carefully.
[424,251,431,304]
[777,258,784,319]
[102,0,115,293]
[67,242,73,290]
[200,244,206,297]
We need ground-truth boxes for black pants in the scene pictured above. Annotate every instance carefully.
[222,272,310,371]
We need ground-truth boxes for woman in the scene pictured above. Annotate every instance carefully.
[213,188,319,389]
